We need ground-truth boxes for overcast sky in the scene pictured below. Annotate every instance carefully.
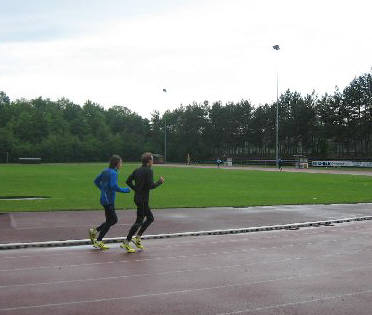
[1,0,371,118]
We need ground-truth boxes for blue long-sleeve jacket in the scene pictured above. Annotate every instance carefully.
[94,168,130,206]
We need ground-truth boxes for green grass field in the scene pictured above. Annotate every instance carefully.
[0,163,371,212]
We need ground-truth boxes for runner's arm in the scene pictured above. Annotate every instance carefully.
[147,169,162,190]
[110,172,130,193]
[94,173,103,189]
[126,172,136,192]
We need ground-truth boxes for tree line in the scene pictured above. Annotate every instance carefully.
[0,71,371,163]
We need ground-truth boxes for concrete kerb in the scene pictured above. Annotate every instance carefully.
[1,215,372,250]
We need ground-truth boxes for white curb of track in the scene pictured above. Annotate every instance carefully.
[1,216,372,250]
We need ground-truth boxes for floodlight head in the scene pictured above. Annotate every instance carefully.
[273,45,280,50]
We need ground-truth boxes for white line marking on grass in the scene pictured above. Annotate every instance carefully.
[2,265,372,312]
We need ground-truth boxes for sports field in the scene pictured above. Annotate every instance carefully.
[1,163,372,212]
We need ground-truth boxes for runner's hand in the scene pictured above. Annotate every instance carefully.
[159,177,165,184]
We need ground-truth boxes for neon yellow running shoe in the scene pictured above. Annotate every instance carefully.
[89,228,98,244]
[132,236,144,250]
[93,241,109,250]
[120,241,136,253]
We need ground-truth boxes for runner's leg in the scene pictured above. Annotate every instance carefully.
[137,201,154,236]
[126,201,145,241]
[97,205,118,241]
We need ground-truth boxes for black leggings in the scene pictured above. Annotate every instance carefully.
[97,204,118,241]
[127,200,154,241]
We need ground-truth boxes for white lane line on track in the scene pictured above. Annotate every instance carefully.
[1,232,372,273]
[3,223,130,231]
[1,245,372,289]
[1,265,372,312]
[0,257,294,289]
[2,216,371,250]
[218,289,372,314]
[1,221,370,260]
[1,223,371,262]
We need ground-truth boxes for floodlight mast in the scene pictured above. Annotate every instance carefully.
[163,88,167,163]
[164,117,167,163]
[273,45,280,168]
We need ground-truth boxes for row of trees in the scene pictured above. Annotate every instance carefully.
[0,96,152,162]
[0,71,371,163]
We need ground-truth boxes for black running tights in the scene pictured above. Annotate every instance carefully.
[97,204,118,241]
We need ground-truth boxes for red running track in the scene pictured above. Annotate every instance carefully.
[1,221,372,314]
[2,203,372,244]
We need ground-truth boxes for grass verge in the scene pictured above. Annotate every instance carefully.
[0,163,371,212]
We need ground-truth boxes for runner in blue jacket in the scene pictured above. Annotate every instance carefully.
[89,155,131,250]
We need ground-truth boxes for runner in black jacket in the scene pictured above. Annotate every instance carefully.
[121,152,164,253]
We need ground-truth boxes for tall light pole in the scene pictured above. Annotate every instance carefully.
[162,88,167,163]
[273,44,280,168]
[164,117,167,163]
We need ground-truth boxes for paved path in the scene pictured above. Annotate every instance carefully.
[157,163,372,176]
[1,203,372,244]
[1,220,372,314]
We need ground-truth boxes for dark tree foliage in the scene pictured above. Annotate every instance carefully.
[0,71,371,163]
